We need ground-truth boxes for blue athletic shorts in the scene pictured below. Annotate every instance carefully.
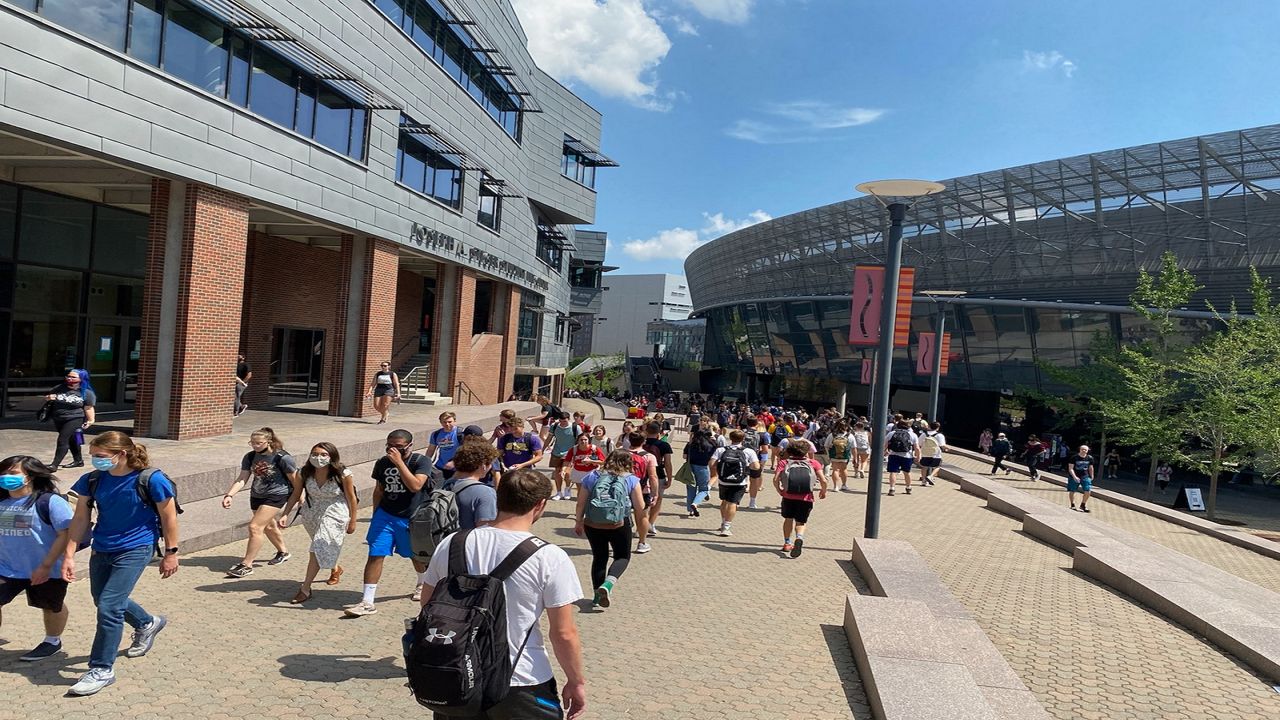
[366,507,413,558]
[887,455,914,473]
[1067,478,1093,493]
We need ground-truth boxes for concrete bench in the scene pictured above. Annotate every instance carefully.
[846,538,1050,720]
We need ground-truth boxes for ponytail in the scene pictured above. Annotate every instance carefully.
[252,427,285,452]
[89,431,149,470]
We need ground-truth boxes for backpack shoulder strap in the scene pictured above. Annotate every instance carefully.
[450,478,482,497]
[136,468,159,503]
[33,492,53,526]
[490,536,546,581]
[447,528,473,577]
[85,470,102,509]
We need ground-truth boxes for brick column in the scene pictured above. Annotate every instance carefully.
[135,180,248,439]
[328,236,398,417]
[498,284,521,403]
[451,268,478,404]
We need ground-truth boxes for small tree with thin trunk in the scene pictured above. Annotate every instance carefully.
[1035,332,1131,470]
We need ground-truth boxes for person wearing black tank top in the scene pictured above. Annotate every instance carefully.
[365,362,400,425]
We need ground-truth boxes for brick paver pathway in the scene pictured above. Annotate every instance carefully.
[946,453,1280,594]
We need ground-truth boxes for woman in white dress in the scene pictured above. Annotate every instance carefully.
[280,442,357,604]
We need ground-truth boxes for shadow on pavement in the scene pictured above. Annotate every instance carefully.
[835,559,873,595]
[277,653,405,682]
[699,542,779,555]
[819,623,874,719]
[0,649,91,686]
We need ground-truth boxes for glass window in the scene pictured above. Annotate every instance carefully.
[10,313,79,383]
[0,262,13,309]
[375,0,407,27]
[409,2,437,55]
[227,35,251,107]
[15,265,81,313]
[314,88,353,156]
[472,280,493,335]
[92,206,148,277]
[0,185,15,259]
[127,0,164,65]
[477,191,500,231]
[249,49,298,129]
[397,141,427,194]
[295,77,316,138]
[348,108,367,162]
[163,1,229,97]
[4,0,38,10]
[18,191,92,268]
[42,0,128,50]
[88,274,144,317]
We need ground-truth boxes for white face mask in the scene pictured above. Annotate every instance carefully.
[309,455,332,468]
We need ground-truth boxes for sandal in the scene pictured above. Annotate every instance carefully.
[291,586,312,604]
[326,566,344,586]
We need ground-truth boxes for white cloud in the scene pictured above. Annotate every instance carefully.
[623,210,772,260]
[1022,50,1077,78]
[511,0,673,109]
[678,0,754,24]
[726,101,886,144]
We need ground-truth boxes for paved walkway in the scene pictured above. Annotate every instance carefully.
[946,453,1280,594]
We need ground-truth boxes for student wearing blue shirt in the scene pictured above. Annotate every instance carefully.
[63,432,181,697]
[0,456,73,662]
[427,411,461,481]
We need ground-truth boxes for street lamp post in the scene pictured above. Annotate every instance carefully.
[855,180,946,539]
[921,291,967,422]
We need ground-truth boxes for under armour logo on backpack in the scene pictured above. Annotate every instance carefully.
[425,628,456,644]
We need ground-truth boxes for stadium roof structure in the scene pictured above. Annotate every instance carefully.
[686,125,1280,314]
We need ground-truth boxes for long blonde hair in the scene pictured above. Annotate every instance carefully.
[90,431,149,470]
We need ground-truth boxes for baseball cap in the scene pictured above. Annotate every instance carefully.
[462,425,485,437]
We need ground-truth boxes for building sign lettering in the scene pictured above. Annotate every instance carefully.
[410,223,550,291]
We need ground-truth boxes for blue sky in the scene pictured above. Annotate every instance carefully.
[511,0,1280,276]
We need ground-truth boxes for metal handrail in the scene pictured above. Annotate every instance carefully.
[401,364,430,393]
[454,381,477,405]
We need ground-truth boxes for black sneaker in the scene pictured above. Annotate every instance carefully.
[19,640,63,662]
[689,505,700,518]
[61,461,85,469]
[267,551,291,566]
[1080,505,1090,513]
[790,538,804,558]
[226,563,254,578]
[1070,503,1077,510]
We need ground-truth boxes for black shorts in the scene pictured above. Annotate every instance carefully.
[250,495,288,511]
[920,457,942,468]
[0,576,69,612]
[718,485,747,504]
[780,498,813,523]
[434,679,563,720]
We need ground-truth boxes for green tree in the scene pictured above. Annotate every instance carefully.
[566,353,625,396]
[1175,270,1279,519]
[1035,332,1131,466]
[1105,251,1202,500]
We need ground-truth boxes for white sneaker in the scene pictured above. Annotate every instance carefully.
[69,668,116,696]
[411,584,424,602]
[717,526,732,537]
[747,501,758,509]
[646,526,658,537]
[634,543,652,554]
[343,601,378,617]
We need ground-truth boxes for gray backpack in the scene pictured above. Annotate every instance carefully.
[584,473,630,526]
[783,460,816,495]
[409,479,480,561]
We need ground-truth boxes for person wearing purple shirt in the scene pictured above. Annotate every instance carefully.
[497,417,544,472]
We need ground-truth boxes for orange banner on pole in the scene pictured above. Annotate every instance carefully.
[893,268,915,349]
[915,332,952,376]
[849,265,915,348]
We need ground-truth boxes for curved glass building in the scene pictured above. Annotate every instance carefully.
[684,125,1280,424]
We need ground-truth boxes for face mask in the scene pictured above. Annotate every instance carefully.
[91,456,117,471]
[309,455,331,468]
[0,475,25,491]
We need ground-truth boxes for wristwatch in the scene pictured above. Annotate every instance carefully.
[164,546,179,556]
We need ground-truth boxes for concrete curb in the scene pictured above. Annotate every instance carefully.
[846,537,1050,720]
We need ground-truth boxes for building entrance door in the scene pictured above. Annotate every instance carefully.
[85,322,140,410]
[269,328,324,404]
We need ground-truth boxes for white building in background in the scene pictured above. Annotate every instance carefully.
[591,274,692,356]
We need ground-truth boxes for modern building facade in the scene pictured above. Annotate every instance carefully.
[591,273,691,356]
[685,125,1280,432]
[566,228,613,361]
[0,0,613,437]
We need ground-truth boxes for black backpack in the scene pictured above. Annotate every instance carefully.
[783,460,816,495]
[887,428,913,453]
[718,446,748,484]
[406,530,546,716]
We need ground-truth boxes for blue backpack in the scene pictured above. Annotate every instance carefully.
[584,473,630,526]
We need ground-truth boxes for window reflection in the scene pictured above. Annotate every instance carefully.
[163,2,228,96]
[43,0,128,50]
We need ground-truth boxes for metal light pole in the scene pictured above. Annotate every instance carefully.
[922,291,966,422]
[855,180,946,539]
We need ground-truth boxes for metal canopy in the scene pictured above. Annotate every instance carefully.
[188,0,397,110]
[480,175,523,198]
[438,0,542,113]
[685,124,1280,313]
[400,120,485,171]
[564,137,618,167]
[537,225,576,251]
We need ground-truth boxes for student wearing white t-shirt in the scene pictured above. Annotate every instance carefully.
[422,468,586,719]
[917,421,946,487]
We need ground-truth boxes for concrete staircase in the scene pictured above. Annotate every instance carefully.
[397,353,448,404]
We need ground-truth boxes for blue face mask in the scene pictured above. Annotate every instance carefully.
[91,457,117,471]
[0,474,26,491]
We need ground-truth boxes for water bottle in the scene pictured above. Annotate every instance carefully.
[401,616,415,659]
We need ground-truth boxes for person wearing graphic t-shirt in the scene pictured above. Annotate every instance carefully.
[221,428,300,578]
[364,361,400,425]
[46,369,96,470]
[346,429,432,618]
[422,469,586,719]
[427,411,461,482]
[1066,445,1096,513]
[498,418,545,472]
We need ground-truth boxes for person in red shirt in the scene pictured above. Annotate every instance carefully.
[564,433,606,499]
[772,443,828,558]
